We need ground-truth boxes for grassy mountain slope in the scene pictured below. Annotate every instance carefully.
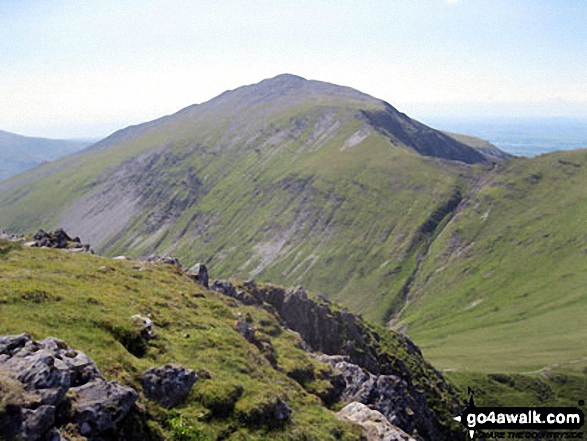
[0,74,492,325]
[444,131,513,162]
[0,130,91,181]
[394,149,587,373]
[0,241,464,440]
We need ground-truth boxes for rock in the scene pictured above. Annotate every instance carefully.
[31,229,90,251]
[147,255,181,267]
[272,398,292,421]
[141,364,196,409]
[19,405,56,441]
[112,255,129,260]
[131,314,154,340]
[211,279,261,305]
[187,263,209,288]
[0,334,139,440]
[236,320,257,344]
[314,354,434,438]
[72,379,138,436]
[336,402,415,441]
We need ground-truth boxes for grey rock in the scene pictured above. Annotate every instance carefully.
[32,229,90,251]
[0,334,139,440]
[273,398,292,421]
[316,354,432,438]
[336,402,415,441]
[20,405,56,441]
[211,279,259,305]
[236,320,257,344]
[141,364,197,409]
[147,255,181,267]
[0,333,31,356]
[187,263,209,289]
[72,379,138,436]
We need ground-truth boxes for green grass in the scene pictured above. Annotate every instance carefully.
[395,150,587,377]
[0,243,364,440]
[0,84,471,328]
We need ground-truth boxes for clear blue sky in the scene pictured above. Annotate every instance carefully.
[1,0,586,138]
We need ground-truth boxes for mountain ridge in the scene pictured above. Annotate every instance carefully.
[0,130,91,181]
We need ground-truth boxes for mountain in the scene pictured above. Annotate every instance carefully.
[0,130,92,181]
[1,74,586,414]
[0,74,499,326]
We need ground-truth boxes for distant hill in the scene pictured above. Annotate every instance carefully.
[0,130,92,181]
[0,74,503,325]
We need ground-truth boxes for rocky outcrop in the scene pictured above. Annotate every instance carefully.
[0,334,138,440]
[231,282,464,440]
[336,402,415,441]
[316,354,434,438]
[32,229,91,252]
[210,279,259,305]
[141,364,197,409]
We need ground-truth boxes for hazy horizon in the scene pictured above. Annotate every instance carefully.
[2,1,587,139]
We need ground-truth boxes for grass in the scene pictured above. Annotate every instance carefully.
[0,87,471,328]
[0,243,365,440]
[394,150,587,381]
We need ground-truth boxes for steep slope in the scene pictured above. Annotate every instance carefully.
[0,239,464,440]
[393,148,587,372]
[0,130,91,181]
[0,74,495,324]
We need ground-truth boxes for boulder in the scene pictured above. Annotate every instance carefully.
[141,364,197,409]
[187,263,209,289]
[131,314,154,341]
[147,255,181,267]
[0,334,138,440]
[336,402,415,441]
[32,229,90,251]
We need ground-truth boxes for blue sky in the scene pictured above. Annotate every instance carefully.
[1,0,586,138]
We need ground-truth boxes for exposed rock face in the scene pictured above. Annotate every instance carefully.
[32,229,91,252]
[336,402,415,441]
[210,279,259,305]
[316,355,434,438]
[141,364,197,409]
[230,283,464,441]
[187,263,209,289]
[0,334,138,440]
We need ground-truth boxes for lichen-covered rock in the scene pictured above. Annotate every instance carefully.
[0,334,138,440]
[336,402,415,441]
[141,364,197,409]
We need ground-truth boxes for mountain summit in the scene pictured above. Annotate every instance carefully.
[0,74,502,323]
